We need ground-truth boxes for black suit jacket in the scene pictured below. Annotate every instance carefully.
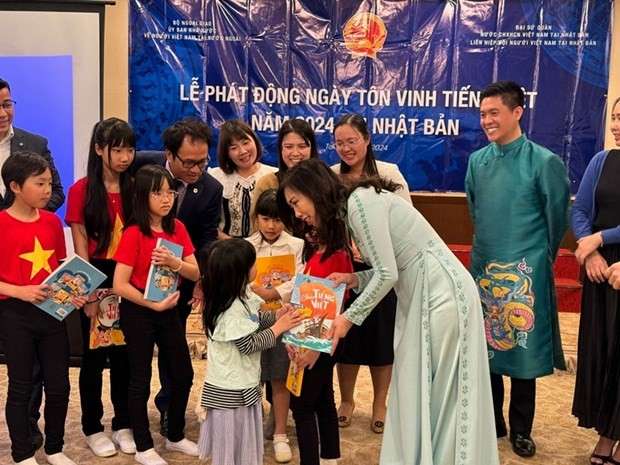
[134,151,223,254]
[3,127,65,211]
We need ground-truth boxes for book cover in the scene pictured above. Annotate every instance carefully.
[254,254,296,310]
[89,288,126,349]
[286,360,304,397]
[144,238,183,302]
[35,255,107,321]
[282,273,346,353]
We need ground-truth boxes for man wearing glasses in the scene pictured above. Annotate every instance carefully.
[0,77,66,452]
[0,77,64,210]
[134,117,222,436]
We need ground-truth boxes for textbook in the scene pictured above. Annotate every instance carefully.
[282,274,346,353]
[36,255,107,321]
[254,253,296,310]
[144,238,183,302]
[89,288,125,349]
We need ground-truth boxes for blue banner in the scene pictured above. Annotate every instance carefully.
[129,0,611,193]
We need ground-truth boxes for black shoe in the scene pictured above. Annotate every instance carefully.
[30,422,43,450]
[496,418,507,438]
[510,432,536,457]
[159,411,168,437]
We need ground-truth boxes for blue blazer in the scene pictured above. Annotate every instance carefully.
[134,151,223,253]
[3,127,65,211]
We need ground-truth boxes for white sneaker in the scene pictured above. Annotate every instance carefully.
[112,429,137,454]
[135,448,168,465]
[45,452,77,465]
[320,459,338,465]
[15,457,40,465]
[273,436,292,463]
[86,432,117,457]
[165,438,199,456]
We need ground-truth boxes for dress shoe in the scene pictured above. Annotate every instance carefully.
[30,421,43,450]
[159,411,168,437]
[510,432,536,457]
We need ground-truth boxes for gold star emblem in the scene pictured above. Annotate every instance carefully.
[19,237,55,279]
[107,213,124,259]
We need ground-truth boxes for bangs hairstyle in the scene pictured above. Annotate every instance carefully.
[334,113,378,176]
[85,118,136,255]
[201,238,257,336]
[480,80,525,110]
[276,119,318,182]
[127,164,176,236]
[254,189,280,220]
[277,158,351,262]
[1,150,49,190]
[216,119,263,174]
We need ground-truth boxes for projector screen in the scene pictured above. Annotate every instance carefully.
[0,1,109,221]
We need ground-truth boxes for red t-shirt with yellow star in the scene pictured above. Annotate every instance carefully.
[113,220,195,291]
[0,209,67,299]
[65,177,125,259]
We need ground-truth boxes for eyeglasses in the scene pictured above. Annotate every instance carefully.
[173,152,209,169]
[0,100,16,111]
[335,137,363,150]
[151,190,179,200]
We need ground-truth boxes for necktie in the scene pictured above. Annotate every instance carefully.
[173,179,185,214]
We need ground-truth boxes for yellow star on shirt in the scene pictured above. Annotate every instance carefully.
[106,213,124,259]
[19,237,54,279]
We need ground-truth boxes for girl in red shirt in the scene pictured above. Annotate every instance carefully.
[113,164,200,465]
[65,118,136,458]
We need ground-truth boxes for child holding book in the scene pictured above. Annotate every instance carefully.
[196,238,303,464]
[277,179,354,465]
[209,119,276,239]
[0,151,87,465]
[113,164,200,465]
[65,118,136,458]
[246,189,304,463]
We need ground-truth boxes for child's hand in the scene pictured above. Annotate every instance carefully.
[16,284,49,303]
[150,290,180,312]
[276,303,294,320]
[296,349,320,370]
[151,246,178,268]
[271,306,303,337]
[83,301,99,318]
[284,343,298,361]
[71,295,89,310]
[188,281,203,312]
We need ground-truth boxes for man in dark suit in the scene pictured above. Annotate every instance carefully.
[0,78,64,210]
[0,77,66,451]
[134,118,222,435]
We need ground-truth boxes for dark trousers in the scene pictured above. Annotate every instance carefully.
[120,299,193,452]
[155,279,193,414]
[490,373,536,436]
[289,353,340,465]
[0,299,70,462]
[79,309,131,436]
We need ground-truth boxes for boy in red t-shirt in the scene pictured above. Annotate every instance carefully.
[0,151,86,465]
